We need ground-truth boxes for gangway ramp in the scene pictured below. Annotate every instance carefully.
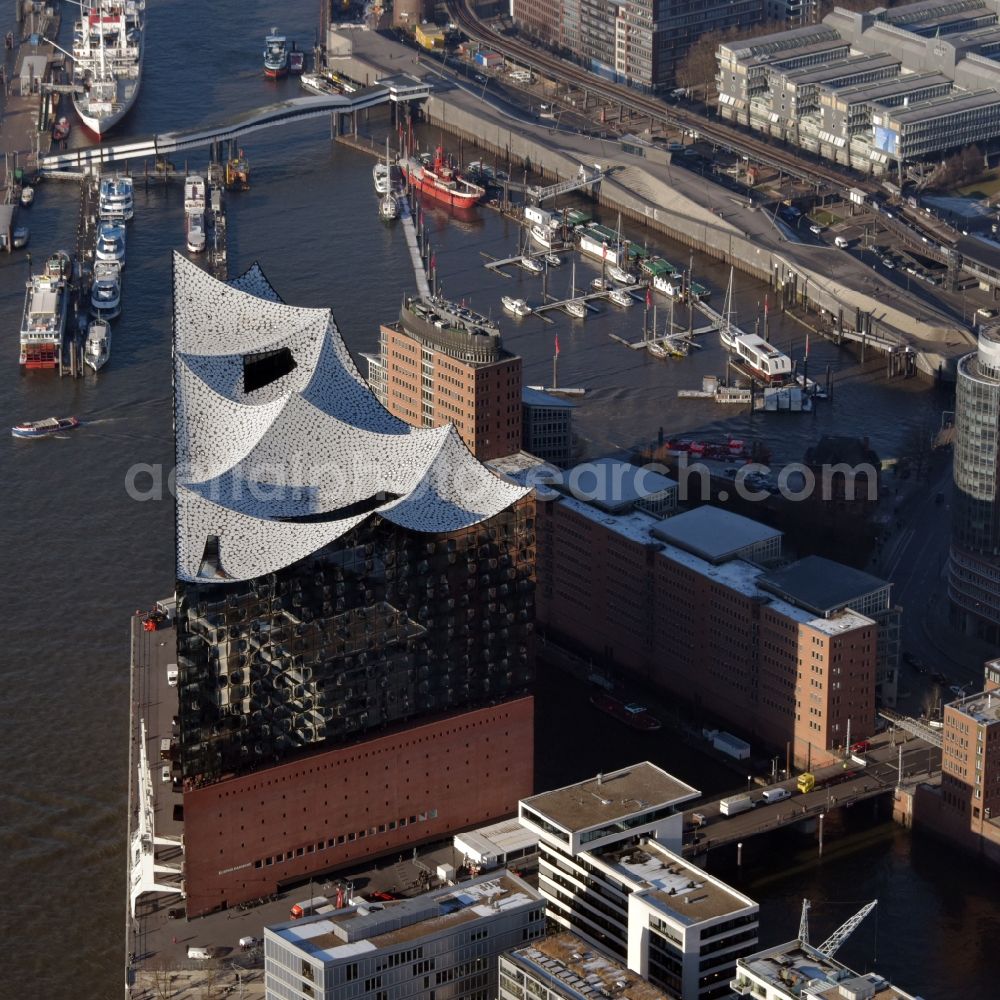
[37,75,431,173]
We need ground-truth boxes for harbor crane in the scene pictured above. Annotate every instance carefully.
[799,898,878,958]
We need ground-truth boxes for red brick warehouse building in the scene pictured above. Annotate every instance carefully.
[170,257,536,916]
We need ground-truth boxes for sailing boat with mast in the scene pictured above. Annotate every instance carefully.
[719,266,737,350]
[564,259,586,318]
[72,0,145,137]
[378,138,399,222]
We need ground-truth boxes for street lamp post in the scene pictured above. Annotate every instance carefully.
[818,813,825,857]
[747,775,752,791]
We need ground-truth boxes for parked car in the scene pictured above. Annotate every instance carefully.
[810,224,824,235]
[850,740,872,754]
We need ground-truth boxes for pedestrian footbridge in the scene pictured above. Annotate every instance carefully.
[37,74,430,173]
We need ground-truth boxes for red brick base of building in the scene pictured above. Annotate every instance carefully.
[182,697,534,916]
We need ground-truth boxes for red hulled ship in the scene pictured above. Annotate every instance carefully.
[401,147,485,210]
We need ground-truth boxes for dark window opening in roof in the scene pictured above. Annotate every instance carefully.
[275,492,401,523]
[197,534,227,579]
[243,347,296,393]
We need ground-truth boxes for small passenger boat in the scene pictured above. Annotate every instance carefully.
[20,185,34,207]
[11,415,80,438]
[519,256,543,274]
[609,288,634,307]
[564,299,586,319]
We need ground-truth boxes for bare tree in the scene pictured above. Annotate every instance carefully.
[200,964,220,1000]
[148,960,173,1000]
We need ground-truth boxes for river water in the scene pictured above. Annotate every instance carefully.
[0,3,987,997]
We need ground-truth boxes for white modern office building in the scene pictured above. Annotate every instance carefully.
[717,0,1000,174]
[732,938,920,1000]
[518,764,759,1000]
[264,872,545,1000]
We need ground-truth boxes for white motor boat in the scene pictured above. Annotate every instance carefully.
[84,319,111,371]
[373,161,390,195]
[184,174,206,213]
[519,256,544,274]
[544,253,563,267]
[20,185,34,207]
[95,221,126,263]
[564,299,587,319]
[99,175,134,221]
[530,224,553,249]
[379,193,399,222]
[91,260,122,320]
[609,288,634,308]
[12,226,28,249]
[608,264,637,284]
[591,277,608,291]
[186,212,206,253]
[502,296,532,317]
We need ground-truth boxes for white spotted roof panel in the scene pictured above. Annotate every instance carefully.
[173,254,527,583]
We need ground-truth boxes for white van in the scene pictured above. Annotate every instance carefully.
[167,664,179,687]
[834,236,850,248]
[762,787,791,804]
[187,946,213,960]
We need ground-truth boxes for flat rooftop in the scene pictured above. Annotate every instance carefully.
[556,458,677,513]
[739,940,917,1000]
[455,817,539,862]
[521,763,699,834]
[951,689,1000,724]
[269,872,541,960]
[522,386,577,408]
[508,932,672,1000]
[598,839,755,924]
[649,505,782,564]
[757,555,888,614]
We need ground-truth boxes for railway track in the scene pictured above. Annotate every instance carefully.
[448,0,874,194]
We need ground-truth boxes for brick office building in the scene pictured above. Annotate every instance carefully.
[171,257,536,915]
[533,486,878,767]
[365,296,522,461]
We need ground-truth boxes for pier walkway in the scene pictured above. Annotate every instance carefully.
[399,194,431,298]
[37,75,430,173]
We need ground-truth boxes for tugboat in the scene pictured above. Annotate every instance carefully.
[11,415,80,438]
[263,28,288,78]
[51,116,71,143]
[590,692,661,731]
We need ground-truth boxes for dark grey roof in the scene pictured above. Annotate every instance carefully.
[650,506,782,564]
[757,556,888,614]
[522,387,576,408]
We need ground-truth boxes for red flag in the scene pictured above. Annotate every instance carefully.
[555,335,560,356]
[646,286,652,308]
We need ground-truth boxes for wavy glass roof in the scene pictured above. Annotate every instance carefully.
[173,254,527,583]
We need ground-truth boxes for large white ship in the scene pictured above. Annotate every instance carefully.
[72,0,145,137]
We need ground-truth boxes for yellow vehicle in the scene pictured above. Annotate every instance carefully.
[797,772,816,794]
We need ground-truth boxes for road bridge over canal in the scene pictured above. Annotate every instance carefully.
[680,730,941,859]
[37,75,430,173]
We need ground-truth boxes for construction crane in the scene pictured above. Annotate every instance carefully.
[798,899,878,958]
